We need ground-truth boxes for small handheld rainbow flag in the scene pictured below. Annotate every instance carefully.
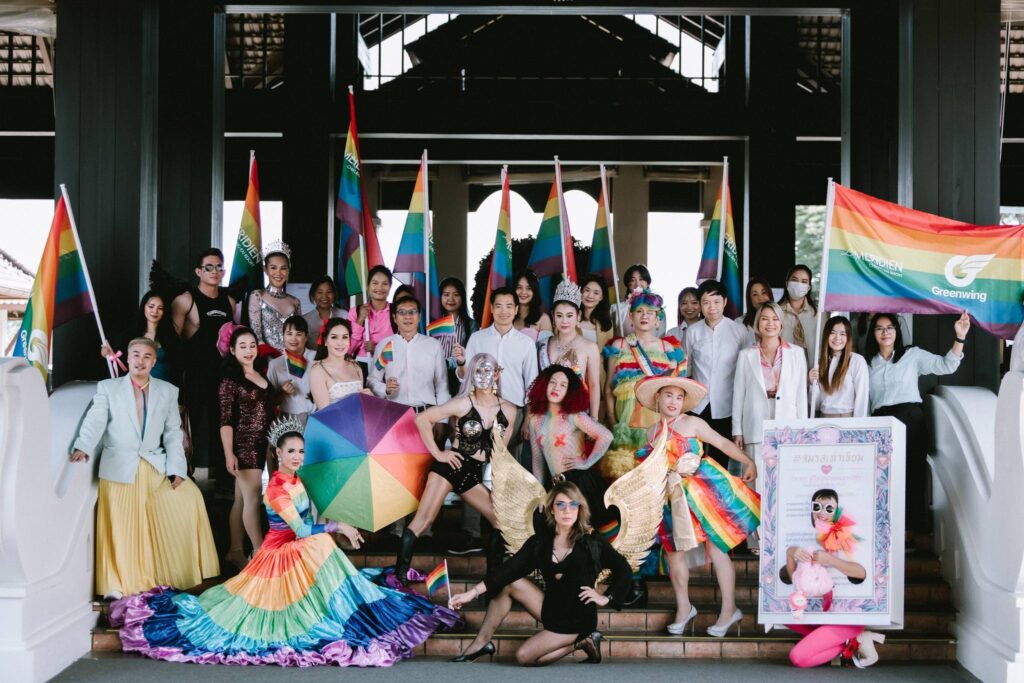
[426,314,456,338]
[374,340,394,372]
[285,350,308,378]
[424,559,450,600]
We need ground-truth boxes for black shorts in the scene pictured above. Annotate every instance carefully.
[429,456,487,495]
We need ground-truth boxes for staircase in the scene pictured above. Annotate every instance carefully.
[90,522,957,662]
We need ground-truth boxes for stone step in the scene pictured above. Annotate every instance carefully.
[90,627,956,662]
[345,551,945,582]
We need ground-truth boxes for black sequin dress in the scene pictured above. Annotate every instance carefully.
[218,375,275,470]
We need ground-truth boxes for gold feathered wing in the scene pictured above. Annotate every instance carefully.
[599,426,670,582]
[489,428,547,555]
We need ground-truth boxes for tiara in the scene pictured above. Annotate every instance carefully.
[262,239,292,261]
[267,416,305,447]
[552,280,582,308]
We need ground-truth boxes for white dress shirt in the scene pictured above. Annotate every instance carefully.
[868,347,962,413]
[685,317,747,418]
[267,349,317,415]
[303,307,347,350]
[666,321,690,343]
[780,301,820,366]
[463,325,539,407]
[811,352,870,417]
[368,333,450,408]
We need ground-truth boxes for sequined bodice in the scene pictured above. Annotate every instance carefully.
[454,402,509,458]
[328,380,363,404]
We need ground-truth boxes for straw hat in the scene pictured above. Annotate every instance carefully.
[634,374,708,413]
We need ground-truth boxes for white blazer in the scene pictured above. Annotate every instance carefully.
[731,344,808,445]
[72,376,187,484]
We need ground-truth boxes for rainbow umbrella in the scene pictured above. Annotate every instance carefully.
[300,393,433,531]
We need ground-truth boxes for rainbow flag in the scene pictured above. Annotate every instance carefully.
[230,152,263,291]
[285,350,308,378]
[374,340,394,372]
[527,160,576,309]
[426,314,456,338]
[14,194,95,381]
[684,457,760,554]
[480,167,513,328]
[424,559,449,599]
[822,183,1024,339]
[697,159,741,319]
[336,89,384,300]
[393,152,442,325]
[589,167,617,305]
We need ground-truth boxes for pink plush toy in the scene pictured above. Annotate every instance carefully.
[789,551,834,618]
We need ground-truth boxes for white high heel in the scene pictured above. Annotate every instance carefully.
[706,609,743,637]
[666,606,698,635]
[853,630,885,668]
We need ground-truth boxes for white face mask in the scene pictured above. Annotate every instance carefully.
[787,281,811,300]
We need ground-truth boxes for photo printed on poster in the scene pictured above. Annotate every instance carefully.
[757,417,906,628]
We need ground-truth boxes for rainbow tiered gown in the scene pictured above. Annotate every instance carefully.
[114,470,460,666]
[636,422,760,557]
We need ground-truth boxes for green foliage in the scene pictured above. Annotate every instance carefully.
[794,205,826,289]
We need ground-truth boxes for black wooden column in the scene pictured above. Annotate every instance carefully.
[53,0,160,385]
[746,17,798,286]
[280,14,334,283]
[898,0,1001,392]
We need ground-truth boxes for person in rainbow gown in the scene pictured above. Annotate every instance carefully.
[632,374,759,639]
[113,418,461,667]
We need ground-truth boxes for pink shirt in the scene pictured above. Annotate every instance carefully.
[348,303,392,359]
[757,338,790,397]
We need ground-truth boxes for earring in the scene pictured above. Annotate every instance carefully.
[491,383,498,395]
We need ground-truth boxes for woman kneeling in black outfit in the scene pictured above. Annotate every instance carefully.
[448,481,632,666]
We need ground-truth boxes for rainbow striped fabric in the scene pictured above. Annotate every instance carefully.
[285,350,308,378]
[426,314,456,338]
[14,194,94,381]
[823,183,1024,339]
[229,153,263,291]
[393,154,442,324]
[527,163,576,307]
[697,160,741,319]
[113,470,461,666]
[424,560,449,599]
[374,340,394,372]
[481,167,513,328]
[589,178,616,304]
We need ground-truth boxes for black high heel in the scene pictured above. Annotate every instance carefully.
[575,631,604,663]
[449,641,495,662]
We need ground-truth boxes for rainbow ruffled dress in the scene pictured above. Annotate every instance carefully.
[113,470,461,666]
[599,335,685,481]
[637,422,760,557]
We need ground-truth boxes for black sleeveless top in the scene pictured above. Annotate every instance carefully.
[454,399,509,459]
[188,286,233,371]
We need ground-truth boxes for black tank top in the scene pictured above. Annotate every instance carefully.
[454,399,510,459]
[189,286,233,369]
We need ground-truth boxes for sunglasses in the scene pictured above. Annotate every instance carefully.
[812,502,836,514]
[200,264,225,273]
[554,500,581,511]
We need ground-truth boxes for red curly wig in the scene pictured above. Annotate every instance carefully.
[527,365,591,415]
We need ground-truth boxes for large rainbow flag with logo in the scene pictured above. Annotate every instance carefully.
[822,182,1024,339]
[480,167,513,328]
[14,194,95,381]
[229,152,263,291]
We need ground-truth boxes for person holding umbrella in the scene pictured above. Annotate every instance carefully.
[394,353,518,584]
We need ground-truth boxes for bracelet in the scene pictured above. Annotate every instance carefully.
[955,337,966,344]
[457,359,466,367]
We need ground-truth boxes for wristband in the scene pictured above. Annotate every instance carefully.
[955,337,966,344]
[457,359,466,367]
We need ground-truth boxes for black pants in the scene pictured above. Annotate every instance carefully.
[873,402,929,534]
[695,405,734,469]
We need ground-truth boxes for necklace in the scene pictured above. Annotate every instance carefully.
[266,285,288,299]
[552,546,572,563]
[554,334,577,355]
[130,377,150,391]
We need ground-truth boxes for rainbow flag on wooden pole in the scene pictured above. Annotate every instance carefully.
[480,166,513,328]
[589,164,624,330]
[820,180,1024,341]
[229,150,263,291]
[14,185,112,382]
[393,151,441,326]
[527,157,576,309]
[697,157,741,319]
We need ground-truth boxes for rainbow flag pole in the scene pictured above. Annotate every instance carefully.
[599,164,624,330]
[424,559,451,602]
[423,149,433,322]
[814,178,838,369]
[61,184,115,380]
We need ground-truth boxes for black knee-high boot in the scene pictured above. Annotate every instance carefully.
[395,528,418,585]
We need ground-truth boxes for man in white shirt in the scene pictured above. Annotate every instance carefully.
[368,296,450,409]
[370,295,450,544]
[451,286,537,553]
[686,279,748,467]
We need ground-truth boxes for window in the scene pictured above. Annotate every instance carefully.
[646,211,704,329]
